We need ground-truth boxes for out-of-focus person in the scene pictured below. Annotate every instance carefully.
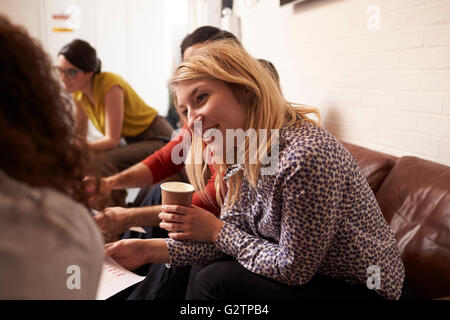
[0,15,104,299]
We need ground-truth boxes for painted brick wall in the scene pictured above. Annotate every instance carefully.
[235,0,450,166]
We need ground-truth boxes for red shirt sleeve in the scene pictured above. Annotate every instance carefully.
[141,125,226,217]
[191,165,225,217]
[141,125,188,183]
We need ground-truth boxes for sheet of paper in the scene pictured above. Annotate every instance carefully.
[128,226,146,233]
[96,257,145,300]
[91,209,146,234]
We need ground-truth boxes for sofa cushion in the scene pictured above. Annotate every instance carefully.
[375,156,450,299]
[341,142,397,193]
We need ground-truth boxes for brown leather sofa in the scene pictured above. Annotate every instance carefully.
[342,142,450,300]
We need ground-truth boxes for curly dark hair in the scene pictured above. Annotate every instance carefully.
[0,15,98,206]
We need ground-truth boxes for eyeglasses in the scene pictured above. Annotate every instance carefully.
[54,66,80,79]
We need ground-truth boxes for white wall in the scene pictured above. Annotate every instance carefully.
[0,0,42,40]
[3,0,449,166]
[234,0,450,166]
[93,0,169,116]
[0,0,190,117]
[188,0,222,31]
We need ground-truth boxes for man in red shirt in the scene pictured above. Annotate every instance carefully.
[91,27,282,300]
[92,26,239,242]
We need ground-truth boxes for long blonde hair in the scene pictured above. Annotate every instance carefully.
[169,40,320,209]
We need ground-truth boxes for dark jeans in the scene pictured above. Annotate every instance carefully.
[122,183,164,239]
[99,115,173,176]
[186,261,388,300]
[109,225,195,300]
[126,263,193,300]
[111,183,195,300]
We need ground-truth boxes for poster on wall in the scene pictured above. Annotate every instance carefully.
[51,5,80,32]
[42,0,95,64]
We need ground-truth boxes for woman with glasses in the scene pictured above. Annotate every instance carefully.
[56,39,173,177]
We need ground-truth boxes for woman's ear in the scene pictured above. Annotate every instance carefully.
[232,85,254,105]
[243,87,253,100]
[243,87,257,110]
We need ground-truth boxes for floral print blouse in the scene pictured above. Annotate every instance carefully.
[165,118,405,300]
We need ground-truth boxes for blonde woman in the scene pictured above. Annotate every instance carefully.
[106,40,407,300]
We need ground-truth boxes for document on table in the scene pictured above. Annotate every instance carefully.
[96,256,145,300]
[128,226,146,233]
[90,209,146,233]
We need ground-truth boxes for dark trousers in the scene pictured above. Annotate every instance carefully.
[123,223,194,300]
[186,261,387,300]
[99,115,174,176]
[109,225,195,300]
[127,264,192,300]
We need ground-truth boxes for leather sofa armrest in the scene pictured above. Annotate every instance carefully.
[375,156,450,299]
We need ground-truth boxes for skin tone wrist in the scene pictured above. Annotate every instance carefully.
[108,163,153,190]
[121,208,135,230]
[136,205,162,226]
[89,137,120,151]
[147,239,170,264]
[104,175,117,190]
[128,206,162,228]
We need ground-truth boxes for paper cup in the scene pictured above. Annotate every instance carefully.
[160,182,195,207]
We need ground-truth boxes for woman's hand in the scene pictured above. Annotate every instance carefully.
[105,238,169,270]
[94,207,132,241]
[159,205,224,243]
[105,239,152,271]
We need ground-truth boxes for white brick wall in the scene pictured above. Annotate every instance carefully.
[235,0,450,166]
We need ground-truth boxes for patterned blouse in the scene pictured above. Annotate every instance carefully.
[165,118,405,300]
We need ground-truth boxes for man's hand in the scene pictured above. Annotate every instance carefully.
[84,176,115,209]
[94,207,132,241]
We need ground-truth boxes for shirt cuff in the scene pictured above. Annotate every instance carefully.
[164,238,182,267]
[164,237,224,267]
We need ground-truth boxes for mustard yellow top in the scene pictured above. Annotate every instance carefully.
[73,72,157,137]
